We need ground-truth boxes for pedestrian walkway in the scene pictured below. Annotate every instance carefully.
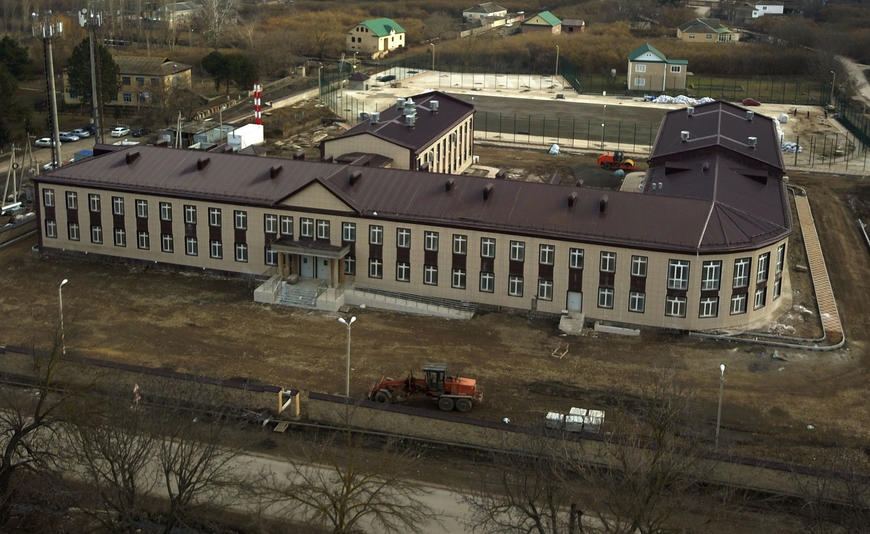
[793,192,844,343]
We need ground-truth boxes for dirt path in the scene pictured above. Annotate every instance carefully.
[837,55,870,107]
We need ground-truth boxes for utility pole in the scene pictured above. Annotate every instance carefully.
[33,12,63,168]
[79,7,104,144]
[554,44,559,78]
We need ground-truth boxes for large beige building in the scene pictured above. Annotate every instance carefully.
[321,91,475,173]
[627,43,687,92]
[63,56,192,108]
[34,102,792,331]
[346,18,406,59]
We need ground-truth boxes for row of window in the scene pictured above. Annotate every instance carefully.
[597,280,782,317]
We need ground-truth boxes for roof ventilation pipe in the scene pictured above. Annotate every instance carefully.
[125,151,140,164]
[680,130,690,142]
[403,98,414,116]
[746,110,754,121]
[483,184,493,200]
[431,100,439,113]
[495,169,506,180]
[371,111,380,124]
[396,97,405,110]
[568,192,578,207]
[348,170,362,185]
[196,157,210,170]
[748,136,758,149]
[406,113,416,127]
[599,194,609,213]
[687,106,694,117]
[293,150,305,160]
[445,178,455,191]
[270,165,283,179]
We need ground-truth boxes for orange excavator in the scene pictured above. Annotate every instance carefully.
[597,150,635,171]
[369,363,482,412]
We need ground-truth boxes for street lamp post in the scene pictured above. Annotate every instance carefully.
[715,363,726,449]
[829,70,836,108]
[58,278,69,355]
[430,43,436,72]
[554,44,559,78]
[338,316,357,397]
[601,104,606,149]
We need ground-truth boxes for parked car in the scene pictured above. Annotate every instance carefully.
[377,74,396,82]
[58,132,80,142]
[42,161,59,171]
[131,127,150,137]
[110,126,131,137]
[72,128,91,138]
[34,137,60,148]
[741,98,761,106]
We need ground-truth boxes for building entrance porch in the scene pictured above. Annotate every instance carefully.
[270,237,351,289]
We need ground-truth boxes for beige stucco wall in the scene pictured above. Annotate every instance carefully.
[627,61,687,91]
[346,25,405,57]
[63,68,192,107]
[415,115,474,174]
[677,29,739,42]
[323,134,411,169]
[37,181,791,331]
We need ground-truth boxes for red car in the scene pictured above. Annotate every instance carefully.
[742,98,761,106]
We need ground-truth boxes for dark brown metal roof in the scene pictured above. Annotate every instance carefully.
[650,101,785,171]
[326,91,473,153]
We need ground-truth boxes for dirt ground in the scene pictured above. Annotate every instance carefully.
[0,165,868,469]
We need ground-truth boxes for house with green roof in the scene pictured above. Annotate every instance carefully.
[627,43,688,92]
[522,11,562,34]
[347,18,406,59]
[677,18,739,43]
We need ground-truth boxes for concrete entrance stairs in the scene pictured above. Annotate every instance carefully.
[278,279,326,308]
[558,312,585,335]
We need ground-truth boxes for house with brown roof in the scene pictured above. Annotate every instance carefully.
[33,100,792,330]
[63,56,192,107]
[562,19,586,33]
[321,91,475,174]
[677,18,739,43]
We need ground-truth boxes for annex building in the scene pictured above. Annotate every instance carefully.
[34,101,791,331]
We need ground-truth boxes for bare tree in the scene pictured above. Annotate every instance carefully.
[257,428,436,534]
[198,0,238,47]
[793,448,870,534]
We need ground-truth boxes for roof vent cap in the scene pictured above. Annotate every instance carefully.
[270,165,283,178]
[599,194,609,213]
[293,150,305,160]
[348,170,362,185]
[445,178,455,191]
[568,192,578,207]
[702,161,711,172]
[748,136,758,148]
[370,111,380,123]
[680,130,690,142]
[396,97,405,110]
[431,100,439,113]
[406,114,416,127]
[197,157,210,170]
[746,110,754,121]
[125,151,140,164]
[483,184,494,200]
[687,106,695,116]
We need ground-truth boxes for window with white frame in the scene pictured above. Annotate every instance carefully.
[424,265,438,285]
[634,78,646,87]
[280,216,293,236]
[344,256,356,275]
[452,268,466,289]
[186,236,198,256]
[731,293,747,314]
[397,228,411,248]
[509,241,525,262]
[342,222,356,242]
[265,248,277,266]
[369,225,383,245]
[161,233,173,253]
[665,295,687,317]
[66,192,78,210]
[235,242,248,262]
[43,189,55,207]
[184,205,196,224]
[757,252,769,283]
[112,196,124,215]
[114,227,125,247]
[89,194,101,213]
[776,244,785,274]
[667,260,690,290]
[453,235,467,255]
[424,231,439,252]
[600,251,616,273]
[91,225,102,244]
[208,207,221,227]
[159,202,172,221]
[396,262,410,282]
[629,291,645,313]
[264,214,278,234]
[210,240,222,259]
[45,220,57,238]
[481,238,495,258]
[773,278,782,300]
[733,258,750,288]
[701,261,721,291]
[234,210,248,231]
[539,244,554,265]
[480,272,494,292]
[537,279,553,301]
[68,223,80,241]
[754,287,766,309]
[635,64,647,72]
[699,297,719,318]
[369,258,383,278]
[569,248,584,269]
[138,231,150,250]
[631,255,647,277]
[136,200,148,219]
[670,65,681,72]
[313,219,329,239]
[508,275,523,296]
[300,217,313,237]
[598,287,614,309]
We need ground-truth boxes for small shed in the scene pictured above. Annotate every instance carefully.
[349,72,371,91]
[562,18,585,33]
